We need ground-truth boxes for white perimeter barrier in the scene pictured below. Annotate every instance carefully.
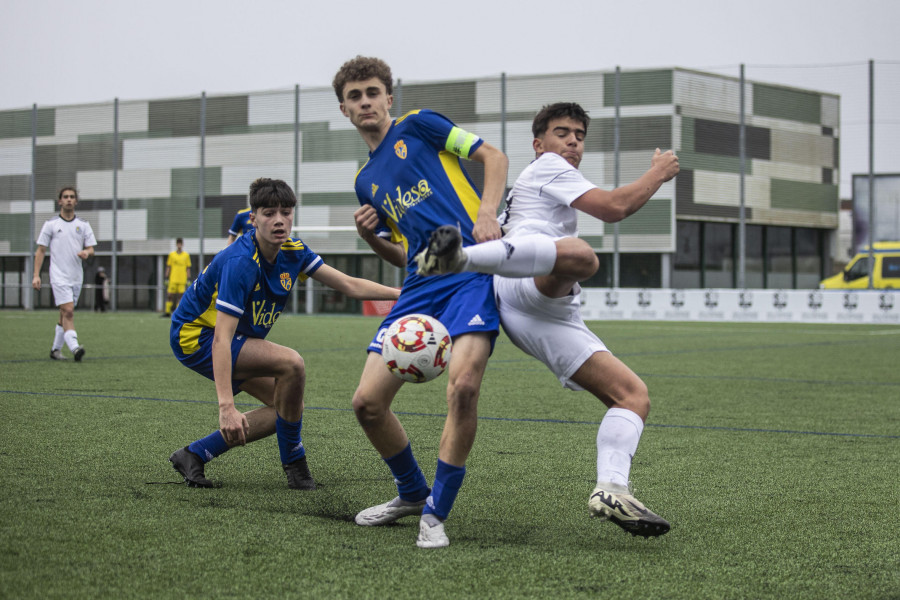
[579,288,900,325]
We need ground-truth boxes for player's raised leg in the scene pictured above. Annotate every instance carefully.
[416,226,598,282]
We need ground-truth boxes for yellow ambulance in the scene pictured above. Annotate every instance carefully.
[820,241,900,289]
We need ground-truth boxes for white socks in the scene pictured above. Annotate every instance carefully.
[463,235,557,277]
[596,407,644,489]
[52,324,65,351]
[63,329,80,353]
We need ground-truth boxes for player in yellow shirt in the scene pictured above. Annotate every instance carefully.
[164,238,192,316]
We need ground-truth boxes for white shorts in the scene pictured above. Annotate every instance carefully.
[494,275,607,391]
[51,281,82,306]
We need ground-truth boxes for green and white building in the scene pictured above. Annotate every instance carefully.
[0,67,839,310]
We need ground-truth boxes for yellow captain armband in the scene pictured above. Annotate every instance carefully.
[445,126,480,158]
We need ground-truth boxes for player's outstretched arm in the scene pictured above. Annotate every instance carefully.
[311,264,400,301]
[572,149,679,223]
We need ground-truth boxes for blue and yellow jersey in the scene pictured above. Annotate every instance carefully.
[353,109,485,281]
[228,208,253,237]
[172,230,322,351]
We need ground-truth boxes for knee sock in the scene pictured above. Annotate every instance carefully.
[463,235,557,277]
[596,407,644,489]
[275,414,305,465]
[422,459,466,521]
[63,329,80,353]
[188,431,230,463]
[52,324,65,351]
[384,442,430,502]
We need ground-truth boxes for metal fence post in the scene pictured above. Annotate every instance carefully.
[26,103,37,310]
[199,92,206,274]
[613,66,621,288]
[112,97,119,311]
[739,64,746,290]
[867,59,875,289]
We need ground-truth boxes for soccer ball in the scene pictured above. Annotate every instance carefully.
[381,314,452,383]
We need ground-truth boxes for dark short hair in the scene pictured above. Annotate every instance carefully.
[176,238,183,244]
[248,178,297,211]
[58,186,77,200]
[332,56,393,102]
[532,102,590,138]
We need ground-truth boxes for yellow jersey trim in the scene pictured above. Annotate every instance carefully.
[438,150,481,224]
[178,290,219,355]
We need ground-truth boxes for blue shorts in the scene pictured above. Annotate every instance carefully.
[368,272,499,353]
[170,322,249,395]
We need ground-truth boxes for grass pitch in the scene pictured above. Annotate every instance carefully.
[1,311,898,599]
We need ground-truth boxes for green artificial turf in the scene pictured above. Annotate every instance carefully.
[1,311,898,598]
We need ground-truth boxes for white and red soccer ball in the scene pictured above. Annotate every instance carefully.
[381,314,452,383]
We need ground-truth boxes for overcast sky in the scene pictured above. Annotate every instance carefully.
[2,0,898,194]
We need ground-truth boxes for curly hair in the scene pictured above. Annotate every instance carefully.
[532,102,590,138]
[332,56,393,102]
[248,178,297,210]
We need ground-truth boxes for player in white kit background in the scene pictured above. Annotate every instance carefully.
[32,187,97,362]
[418,102,679,537]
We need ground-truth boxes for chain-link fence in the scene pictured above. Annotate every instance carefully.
[1,60,897,311]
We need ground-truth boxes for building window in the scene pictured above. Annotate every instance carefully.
[620,254,661,288]
[795,228,823,288]
[767,226,793,289]
[744,225,764,289]
[673,221,701,288]
[704,222,734,288]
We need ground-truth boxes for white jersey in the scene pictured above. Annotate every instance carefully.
[36,215,97,285]
[499,152,597,240]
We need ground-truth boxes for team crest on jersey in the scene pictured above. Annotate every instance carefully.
[280,272,293,291]
[76,226,82,234]
[394,140,407,159]
[371,183,379,199]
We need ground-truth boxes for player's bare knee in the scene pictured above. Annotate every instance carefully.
[280,351,306,383]
[621,382,650,419]
[572,244,599,279]
[351,391,383,425]
[447,378,480,413]
[556,238,598,280]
